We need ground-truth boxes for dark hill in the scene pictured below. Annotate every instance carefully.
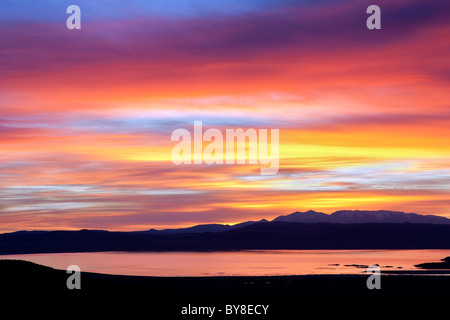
[1,222,450,254]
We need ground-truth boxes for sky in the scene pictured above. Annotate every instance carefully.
[0,0,449,232]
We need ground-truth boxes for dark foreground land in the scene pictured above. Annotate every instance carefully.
[1,260,449,318]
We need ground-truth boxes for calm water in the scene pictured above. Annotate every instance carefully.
[1,249,449,277]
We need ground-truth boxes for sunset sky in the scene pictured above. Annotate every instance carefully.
[0,0,449,232]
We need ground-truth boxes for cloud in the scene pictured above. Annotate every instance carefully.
[0,0,449,232]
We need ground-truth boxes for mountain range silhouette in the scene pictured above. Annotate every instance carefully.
[145,209,450,234]
[273,209,450,224]
[1,210,450,254]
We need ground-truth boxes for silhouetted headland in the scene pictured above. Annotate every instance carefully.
[415,256,450,269]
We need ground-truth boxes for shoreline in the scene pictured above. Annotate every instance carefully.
[1,260,449,317]
[2,249,449,278]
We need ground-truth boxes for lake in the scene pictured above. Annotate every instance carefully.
[1,249,449,277]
